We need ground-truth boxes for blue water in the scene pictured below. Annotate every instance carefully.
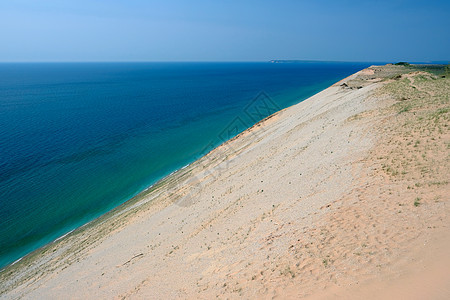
[0,62,371,269]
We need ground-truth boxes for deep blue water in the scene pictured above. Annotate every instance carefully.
[0,62,371,269]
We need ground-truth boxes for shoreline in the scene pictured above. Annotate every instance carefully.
[0,68,346,274]
[0,78,315,272]
[1,64,449,299]
[1,62,364,273]
[1,67,369,279]
[0,104,260,272]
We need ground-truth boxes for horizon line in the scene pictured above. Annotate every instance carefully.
[0,60,447,64]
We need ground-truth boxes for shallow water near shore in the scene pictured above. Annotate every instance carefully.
[0,61,371,269]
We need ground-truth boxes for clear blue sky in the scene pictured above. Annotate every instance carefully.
[1,0,449,62]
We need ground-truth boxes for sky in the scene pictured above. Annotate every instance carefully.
[0,0,449,62]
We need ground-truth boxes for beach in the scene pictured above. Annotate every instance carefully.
[1,64,449,299]
[0,62,363,269]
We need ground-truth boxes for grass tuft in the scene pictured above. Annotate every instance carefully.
[414,197,421,207]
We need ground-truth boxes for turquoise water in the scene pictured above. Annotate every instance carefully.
[0,62,371,269]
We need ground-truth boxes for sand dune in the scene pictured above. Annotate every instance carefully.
[1,65,449,299]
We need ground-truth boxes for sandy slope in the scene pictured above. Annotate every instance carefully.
[1,65,449,299]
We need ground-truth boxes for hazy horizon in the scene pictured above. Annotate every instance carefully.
[0,60,448,64]
[1,1,449,62]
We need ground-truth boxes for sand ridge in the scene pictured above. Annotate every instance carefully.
[1,65,449,299]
